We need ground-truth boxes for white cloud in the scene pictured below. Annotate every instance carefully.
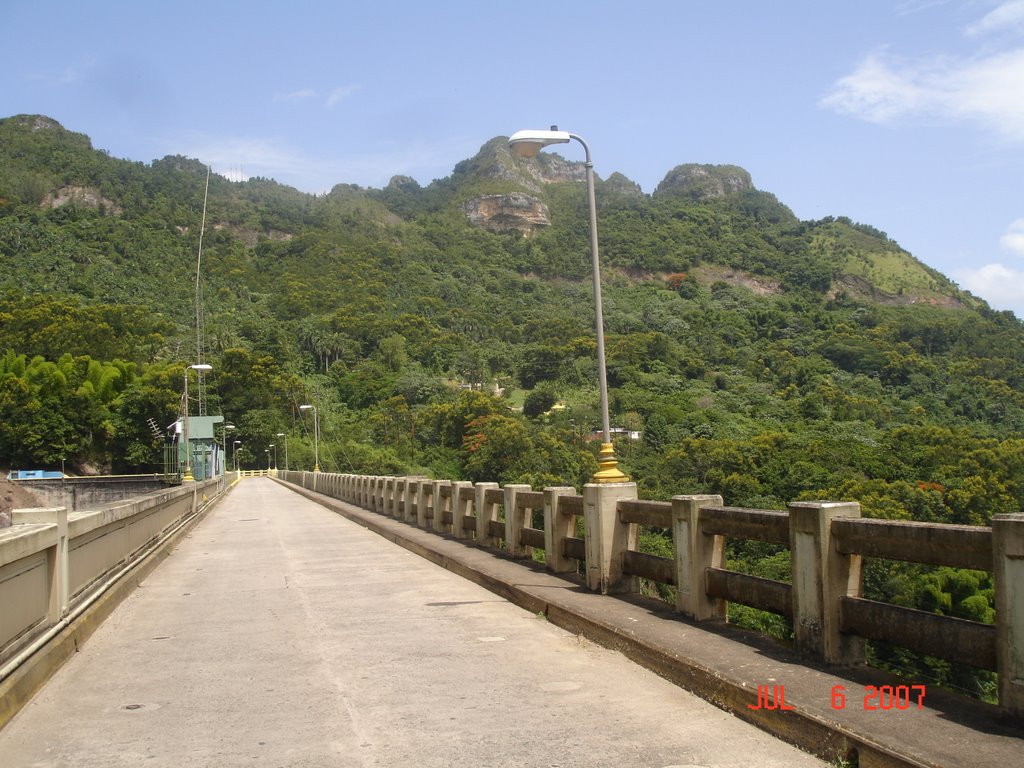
[1000,218,1024,255]
[966,0,1024,37]
[215,168,250,183]
[822,47,1024,140]
[326,85,359,108]
[273,88,317,103]
[823,2,1024,141]
[271,85,358,108]
[820,50,931,123]
[953,262,1024,315]
[174,134,312,183]
[169,130,480,194]
[894,0,954,18]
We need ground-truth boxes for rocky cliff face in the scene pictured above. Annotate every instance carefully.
[454,137,588,194]
[461,193,550,236]
[44,185,122,215]
[458,139,647,233]
[654,164,753,200]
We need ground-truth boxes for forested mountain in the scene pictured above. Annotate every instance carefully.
[3,113,1021,695]
[3,112,1021,503]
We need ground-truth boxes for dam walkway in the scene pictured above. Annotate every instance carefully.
[0,477,826,768]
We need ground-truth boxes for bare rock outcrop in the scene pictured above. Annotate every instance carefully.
[461,193,550,235]
[654,164,753,201]
[43,185,122,215]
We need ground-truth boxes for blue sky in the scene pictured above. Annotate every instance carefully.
[3,1,1024,314]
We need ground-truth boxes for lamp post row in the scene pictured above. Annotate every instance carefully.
[184,128,615,483]
[181,361,310,477]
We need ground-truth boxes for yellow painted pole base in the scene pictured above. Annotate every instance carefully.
[590,442,630,484]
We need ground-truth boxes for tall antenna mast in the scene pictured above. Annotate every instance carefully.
[195,165,210,415]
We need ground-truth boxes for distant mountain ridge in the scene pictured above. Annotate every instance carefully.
[2,113,1023,532]
[0,114,978,319]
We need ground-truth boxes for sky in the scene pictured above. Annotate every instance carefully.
[2,0,1024,314]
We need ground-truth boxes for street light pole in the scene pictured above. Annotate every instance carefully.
[233,440,241,472]
[269,443,277,471]
[220,423,235,476]
[181,363,213,482]
[299,404,320,472]
[508,128,628,483]
[276,432,288,471]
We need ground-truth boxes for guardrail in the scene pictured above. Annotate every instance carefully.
[278,470,1024,719]
[0,476,226,673]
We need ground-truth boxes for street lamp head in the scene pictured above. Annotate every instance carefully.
[508,128,572,158]
[299,404,313,411]
[234,440,241,445]
[189,363,212,372]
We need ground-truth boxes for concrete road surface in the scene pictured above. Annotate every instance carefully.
[0,477,826,767]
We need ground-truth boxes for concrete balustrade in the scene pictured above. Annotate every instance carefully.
[502,484,532,558]
[672,495,726,621]
[993,513,1024,718]
[788,501,865,665]
[451,482,473,539]
[432,481,450,534]
[277,470,1024,718]
[543,487,578,574]
[0,477,225,668]
[474,483,500,548]
[416,481,431,528]
[583,482,638,594]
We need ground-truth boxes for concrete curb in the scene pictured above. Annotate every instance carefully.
[279,478,1022,768]
[0,488,229,732]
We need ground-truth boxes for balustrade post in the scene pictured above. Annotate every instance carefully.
[14,507,69,623]
[403,478,417,523]
[993,513,1024,718]
[432,480,451,533]
[392,478,403,519]
[451,481,473,540]
[369,476,379,512]
[671,494,726,621]
[788,500,864,665]
[543,487,577,574]
[371,476,383,512]
[416,481,431,528]
[582,482,638,594]
[475,482,501,547]
[503,484,533,558]
[383,477,397,517]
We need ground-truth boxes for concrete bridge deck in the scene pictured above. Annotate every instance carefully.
[0,477,828,768]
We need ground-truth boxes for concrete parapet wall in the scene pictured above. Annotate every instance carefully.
[9,475,169,512]
[0,477,224,668]
[279,470,1021,719]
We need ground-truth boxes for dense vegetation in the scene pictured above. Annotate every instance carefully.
[2,114,1021,698]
